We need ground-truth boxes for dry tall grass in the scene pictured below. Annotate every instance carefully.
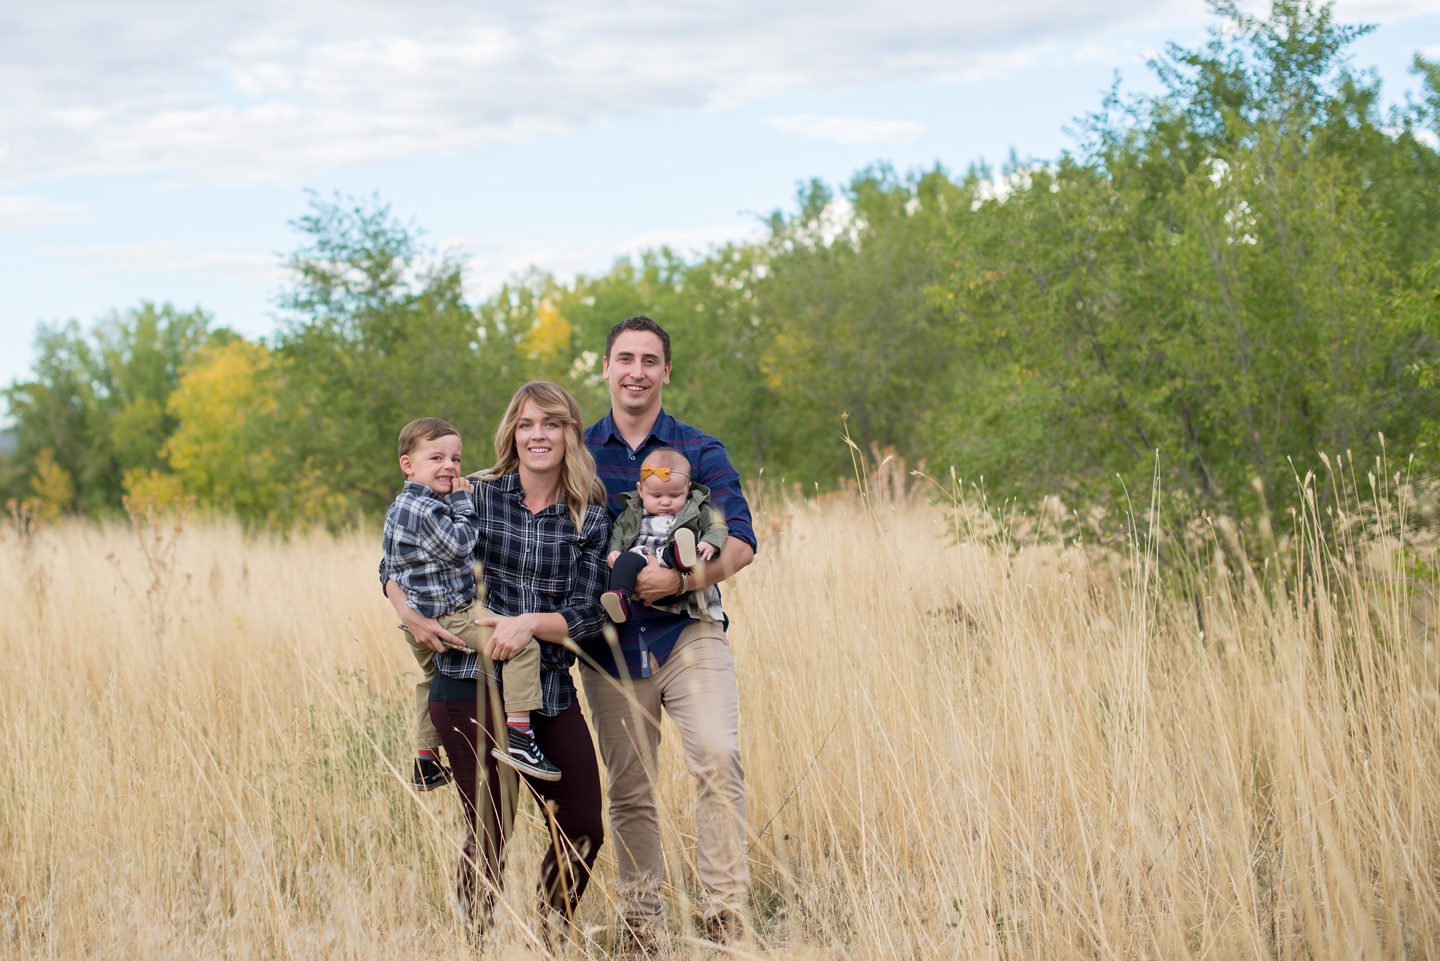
[1,467,1437,960]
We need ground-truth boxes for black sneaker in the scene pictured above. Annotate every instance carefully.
[671,527,698,571]
[601,589,631,623]
[412,756,454,791]
[491,727,562,781]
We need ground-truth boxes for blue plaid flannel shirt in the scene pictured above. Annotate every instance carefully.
[426,471,611,716]
[584,409,757,678]
[378,481,481,618]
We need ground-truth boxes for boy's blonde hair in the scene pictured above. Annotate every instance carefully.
[398,418,459,459]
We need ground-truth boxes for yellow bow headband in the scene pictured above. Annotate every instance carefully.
[640,464,689,483]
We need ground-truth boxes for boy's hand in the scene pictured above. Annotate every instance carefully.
[451,475,474,494]
[607,550,621,568]
[696,542,717,561]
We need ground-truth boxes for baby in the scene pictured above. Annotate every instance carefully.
[601,446,727,624]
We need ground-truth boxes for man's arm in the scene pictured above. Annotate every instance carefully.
[633,435,756,602]
[632,536,753,601]
[385,579,466,653]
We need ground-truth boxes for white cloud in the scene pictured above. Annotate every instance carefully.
[0,195,89,233]
[0,0,1204,184]
[447,220,767,301]
[1328,0,1440,22]
[446,238,605,301]
[767,113,926,144]
[43,241,278,280]
[616,222,768,258]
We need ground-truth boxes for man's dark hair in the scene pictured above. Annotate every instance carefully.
[605,315,671,365]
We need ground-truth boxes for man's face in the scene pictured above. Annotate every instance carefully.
[603,330,670,418]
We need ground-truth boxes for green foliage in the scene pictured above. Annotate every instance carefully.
[269,192,523,524]
[933,0,1440,511]
[753,168,962,482]
[1,303,212,513]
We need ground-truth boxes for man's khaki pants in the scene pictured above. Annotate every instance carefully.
[581,621,748,923]
[403,603,543,752]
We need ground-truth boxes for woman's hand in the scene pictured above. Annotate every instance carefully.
[477,613,537,661]
[386,580,466,653]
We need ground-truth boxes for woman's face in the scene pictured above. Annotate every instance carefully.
[513,398,566,475]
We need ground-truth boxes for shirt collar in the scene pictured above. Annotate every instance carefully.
[402,480,443,500]
[496,469,568,512]
[598,408,676,450]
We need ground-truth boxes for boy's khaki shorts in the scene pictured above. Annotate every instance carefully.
[404,601,544,751]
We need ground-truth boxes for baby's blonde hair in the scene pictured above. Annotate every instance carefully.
[640,446,690,480]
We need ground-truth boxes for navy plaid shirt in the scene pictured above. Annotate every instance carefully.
[429,471,612,716]
[584,409,757,678]
[378,481,481,618]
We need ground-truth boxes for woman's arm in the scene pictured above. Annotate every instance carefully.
[385,579,466,653]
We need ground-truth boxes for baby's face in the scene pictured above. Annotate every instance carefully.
[638,472,690,516]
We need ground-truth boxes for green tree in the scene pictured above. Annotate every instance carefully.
[934,0,1440,512]
[273,193,521,522]
[1,303,212,514]
[759,167,961,483]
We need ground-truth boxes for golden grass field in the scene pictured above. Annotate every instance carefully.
[2,464,1438,959]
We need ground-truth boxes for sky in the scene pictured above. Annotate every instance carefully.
[2,0,1437,417]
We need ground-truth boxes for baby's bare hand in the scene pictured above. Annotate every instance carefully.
[607,551,621,568]
[697,542,718,561]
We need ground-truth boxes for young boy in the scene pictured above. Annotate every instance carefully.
[379,417,561,786]
[601,446,728,625]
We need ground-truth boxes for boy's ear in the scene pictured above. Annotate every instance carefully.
[399,453,414,477]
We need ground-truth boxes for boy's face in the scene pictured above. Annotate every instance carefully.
[637,469,689,516]
[400,434,463,494]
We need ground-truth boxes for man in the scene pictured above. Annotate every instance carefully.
[582,315,757,949]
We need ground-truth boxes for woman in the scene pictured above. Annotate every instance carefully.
[386,381,611,937]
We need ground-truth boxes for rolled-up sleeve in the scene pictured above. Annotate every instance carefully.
[558,505,612,644]
[694,437,757,552]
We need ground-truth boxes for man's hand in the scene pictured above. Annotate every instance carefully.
[385,579,466,653]
[633,554,683,604]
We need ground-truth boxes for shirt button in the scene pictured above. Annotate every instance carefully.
[629,453,635,460]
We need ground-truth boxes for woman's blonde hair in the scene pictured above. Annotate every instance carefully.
[484,381,605,529]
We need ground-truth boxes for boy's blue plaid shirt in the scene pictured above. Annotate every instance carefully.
[378,481,480,618]
[584,409,757,678]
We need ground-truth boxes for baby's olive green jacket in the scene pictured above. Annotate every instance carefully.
[608,484,730,556]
